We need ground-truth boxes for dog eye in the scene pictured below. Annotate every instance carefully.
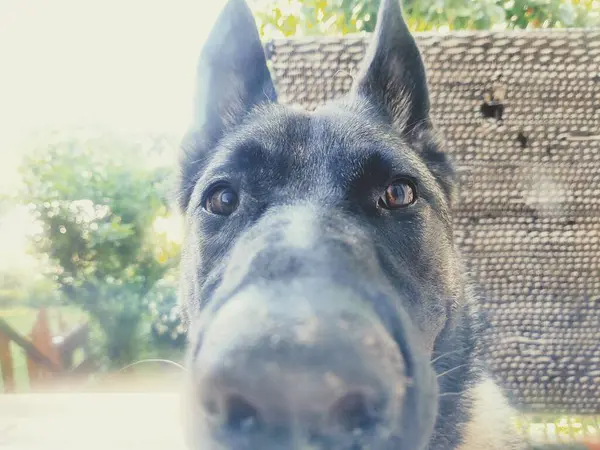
[204,184,239,216]
[379,179,416,210]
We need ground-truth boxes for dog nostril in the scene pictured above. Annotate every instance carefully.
[224,394,261,431]
[203,397,220,417]
[329,392,378,432]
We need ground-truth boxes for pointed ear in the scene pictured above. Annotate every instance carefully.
[352,0,456,204]
[178,0,276,210]
[352,0,429,135]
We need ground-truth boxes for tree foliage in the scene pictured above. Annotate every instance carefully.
[19,129,181,366]
[252,0,599,38]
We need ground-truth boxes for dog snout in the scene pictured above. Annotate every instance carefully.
[188,282,409,444]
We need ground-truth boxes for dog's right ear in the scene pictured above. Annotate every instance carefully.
[177,0,276,210]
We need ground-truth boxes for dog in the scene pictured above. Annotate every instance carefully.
[175,0,530,448]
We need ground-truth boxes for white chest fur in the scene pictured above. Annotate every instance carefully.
[457,377,528,450]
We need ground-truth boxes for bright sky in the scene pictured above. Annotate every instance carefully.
[0,0,228,262]
[0,0,227,158]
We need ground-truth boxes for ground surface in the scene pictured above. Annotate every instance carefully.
[1,391,187,450]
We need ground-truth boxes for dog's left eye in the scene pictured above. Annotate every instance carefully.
[379,179,417,210]
[204,184,239,216]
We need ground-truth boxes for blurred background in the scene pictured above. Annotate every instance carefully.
[0,0,598,393]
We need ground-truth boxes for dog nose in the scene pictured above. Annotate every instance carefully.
[199,368,387,434]
[190,283,408,439]
[197,351,395,434]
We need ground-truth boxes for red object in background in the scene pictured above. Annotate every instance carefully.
[585,443,600,450]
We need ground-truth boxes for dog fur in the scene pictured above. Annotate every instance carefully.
[176,0,531,448]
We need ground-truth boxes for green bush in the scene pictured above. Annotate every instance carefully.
[252,0,599,38]
[145,275,187,350]
[18,128,181,368]
[0,269,63,309]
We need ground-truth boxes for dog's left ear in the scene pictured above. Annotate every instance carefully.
[352,0,428,135]
[352,0,455,202]
[178,0,276,210]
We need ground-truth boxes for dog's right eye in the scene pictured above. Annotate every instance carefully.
[204,184,239,216]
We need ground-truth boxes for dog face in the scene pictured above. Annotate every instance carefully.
[178,0,462,448]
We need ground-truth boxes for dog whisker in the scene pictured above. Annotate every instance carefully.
[119,358,187,372]
[334,69,356,82]
[438,391,467,398]
[436,364,470,379]
[430,348,469,365]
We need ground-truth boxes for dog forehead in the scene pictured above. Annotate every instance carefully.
[212,103,427,178]
[229,104,368,154]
